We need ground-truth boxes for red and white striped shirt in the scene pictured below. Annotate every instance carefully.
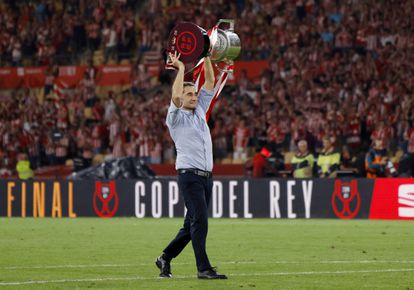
[371,126,393,148]
[267,124,285,144]
[125,142,138,157]
[139,136,151,158]
[150,142,162,162]
[233,126,250,149]
[92,126,102,150]
[109,120,120,146]
[112,137,125,158]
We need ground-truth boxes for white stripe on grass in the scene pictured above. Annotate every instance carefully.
[2,260,414,270]
[0,268,414,286]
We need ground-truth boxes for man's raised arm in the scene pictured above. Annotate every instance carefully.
[203,56,215,91]
[170,52,184,107]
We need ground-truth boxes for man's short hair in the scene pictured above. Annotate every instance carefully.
[183,82,195,88]
[183,82,196,93]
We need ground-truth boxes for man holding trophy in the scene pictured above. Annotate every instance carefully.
[155,20,240,279]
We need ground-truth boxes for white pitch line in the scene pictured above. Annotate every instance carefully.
[232,268,414,277]
[2,260,414,270]
[0,268,413,286]
[1,264,138,270]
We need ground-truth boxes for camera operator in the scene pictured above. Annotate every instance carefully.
[365,139,397,178]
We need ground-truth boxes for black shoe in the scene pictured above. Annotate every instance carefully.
[198,267,228,279]
[155,256,172,278]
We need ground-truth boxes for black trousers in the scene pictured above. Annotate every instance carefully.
[163,171,213,271]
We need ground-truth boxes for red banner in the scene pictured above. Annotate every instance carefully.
[58,66,84,87]
[22,67,46,88]
[96,65,131,86]
[0,68,24,89]
[0,61,269,90]
[369,178,414,220]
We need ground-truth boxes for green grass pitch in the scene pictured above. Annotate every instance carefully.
[0,218,413,289]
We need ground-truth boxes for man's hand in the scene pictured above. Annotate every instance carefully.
[167,51,184,70]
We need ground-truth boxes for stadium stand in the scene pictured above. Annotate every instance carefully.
[0,0,413,178]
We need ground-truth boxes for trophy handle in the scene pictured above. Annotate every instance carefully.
[217,19,234,31]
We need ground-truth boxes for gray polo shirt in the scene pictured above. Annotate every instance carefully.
[166,88,214,172]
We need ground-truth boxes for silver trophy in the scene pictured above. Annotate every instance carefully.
[210,19,241,64]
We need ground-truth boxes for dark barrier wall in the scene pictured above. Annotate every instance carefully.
[0,178,413,220]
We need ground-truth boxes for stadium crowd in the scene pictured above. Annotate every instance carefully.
[0,0,414,178]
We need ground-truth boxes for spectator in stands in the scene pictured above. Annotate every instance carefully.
[112,132,125,158]
[55,133,68,165]
[91,123,103,154]
[0,146,12,178]
[16,153,33,180]
[82,140,94,168]
[86,20,100,52]
[162,135,175,164]
[150,136,162,164]
[266,119,284,153]
[102,21,117,63]
[73,151,87,173]
[138,129,151,163]
[11,37,22,66]
[403,121,414,176]
[27,132,42,170]
[45,139,56,165]
[317,137,341,178]
[104,91,117,121]
[44,65,58,97]
[238,69,256,100]
[232,119,250,162]
[246,147,278,178]
[212,119,228,162]
[371,121,394,150]
[291,140,314,178]
[365,139,390,178]
[131,63,151,95]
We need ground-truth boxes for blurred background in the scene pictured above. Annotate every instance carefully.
[0,0,413,179]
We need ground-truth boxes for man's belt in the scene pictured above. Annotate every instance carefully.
[178,168,212,178]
